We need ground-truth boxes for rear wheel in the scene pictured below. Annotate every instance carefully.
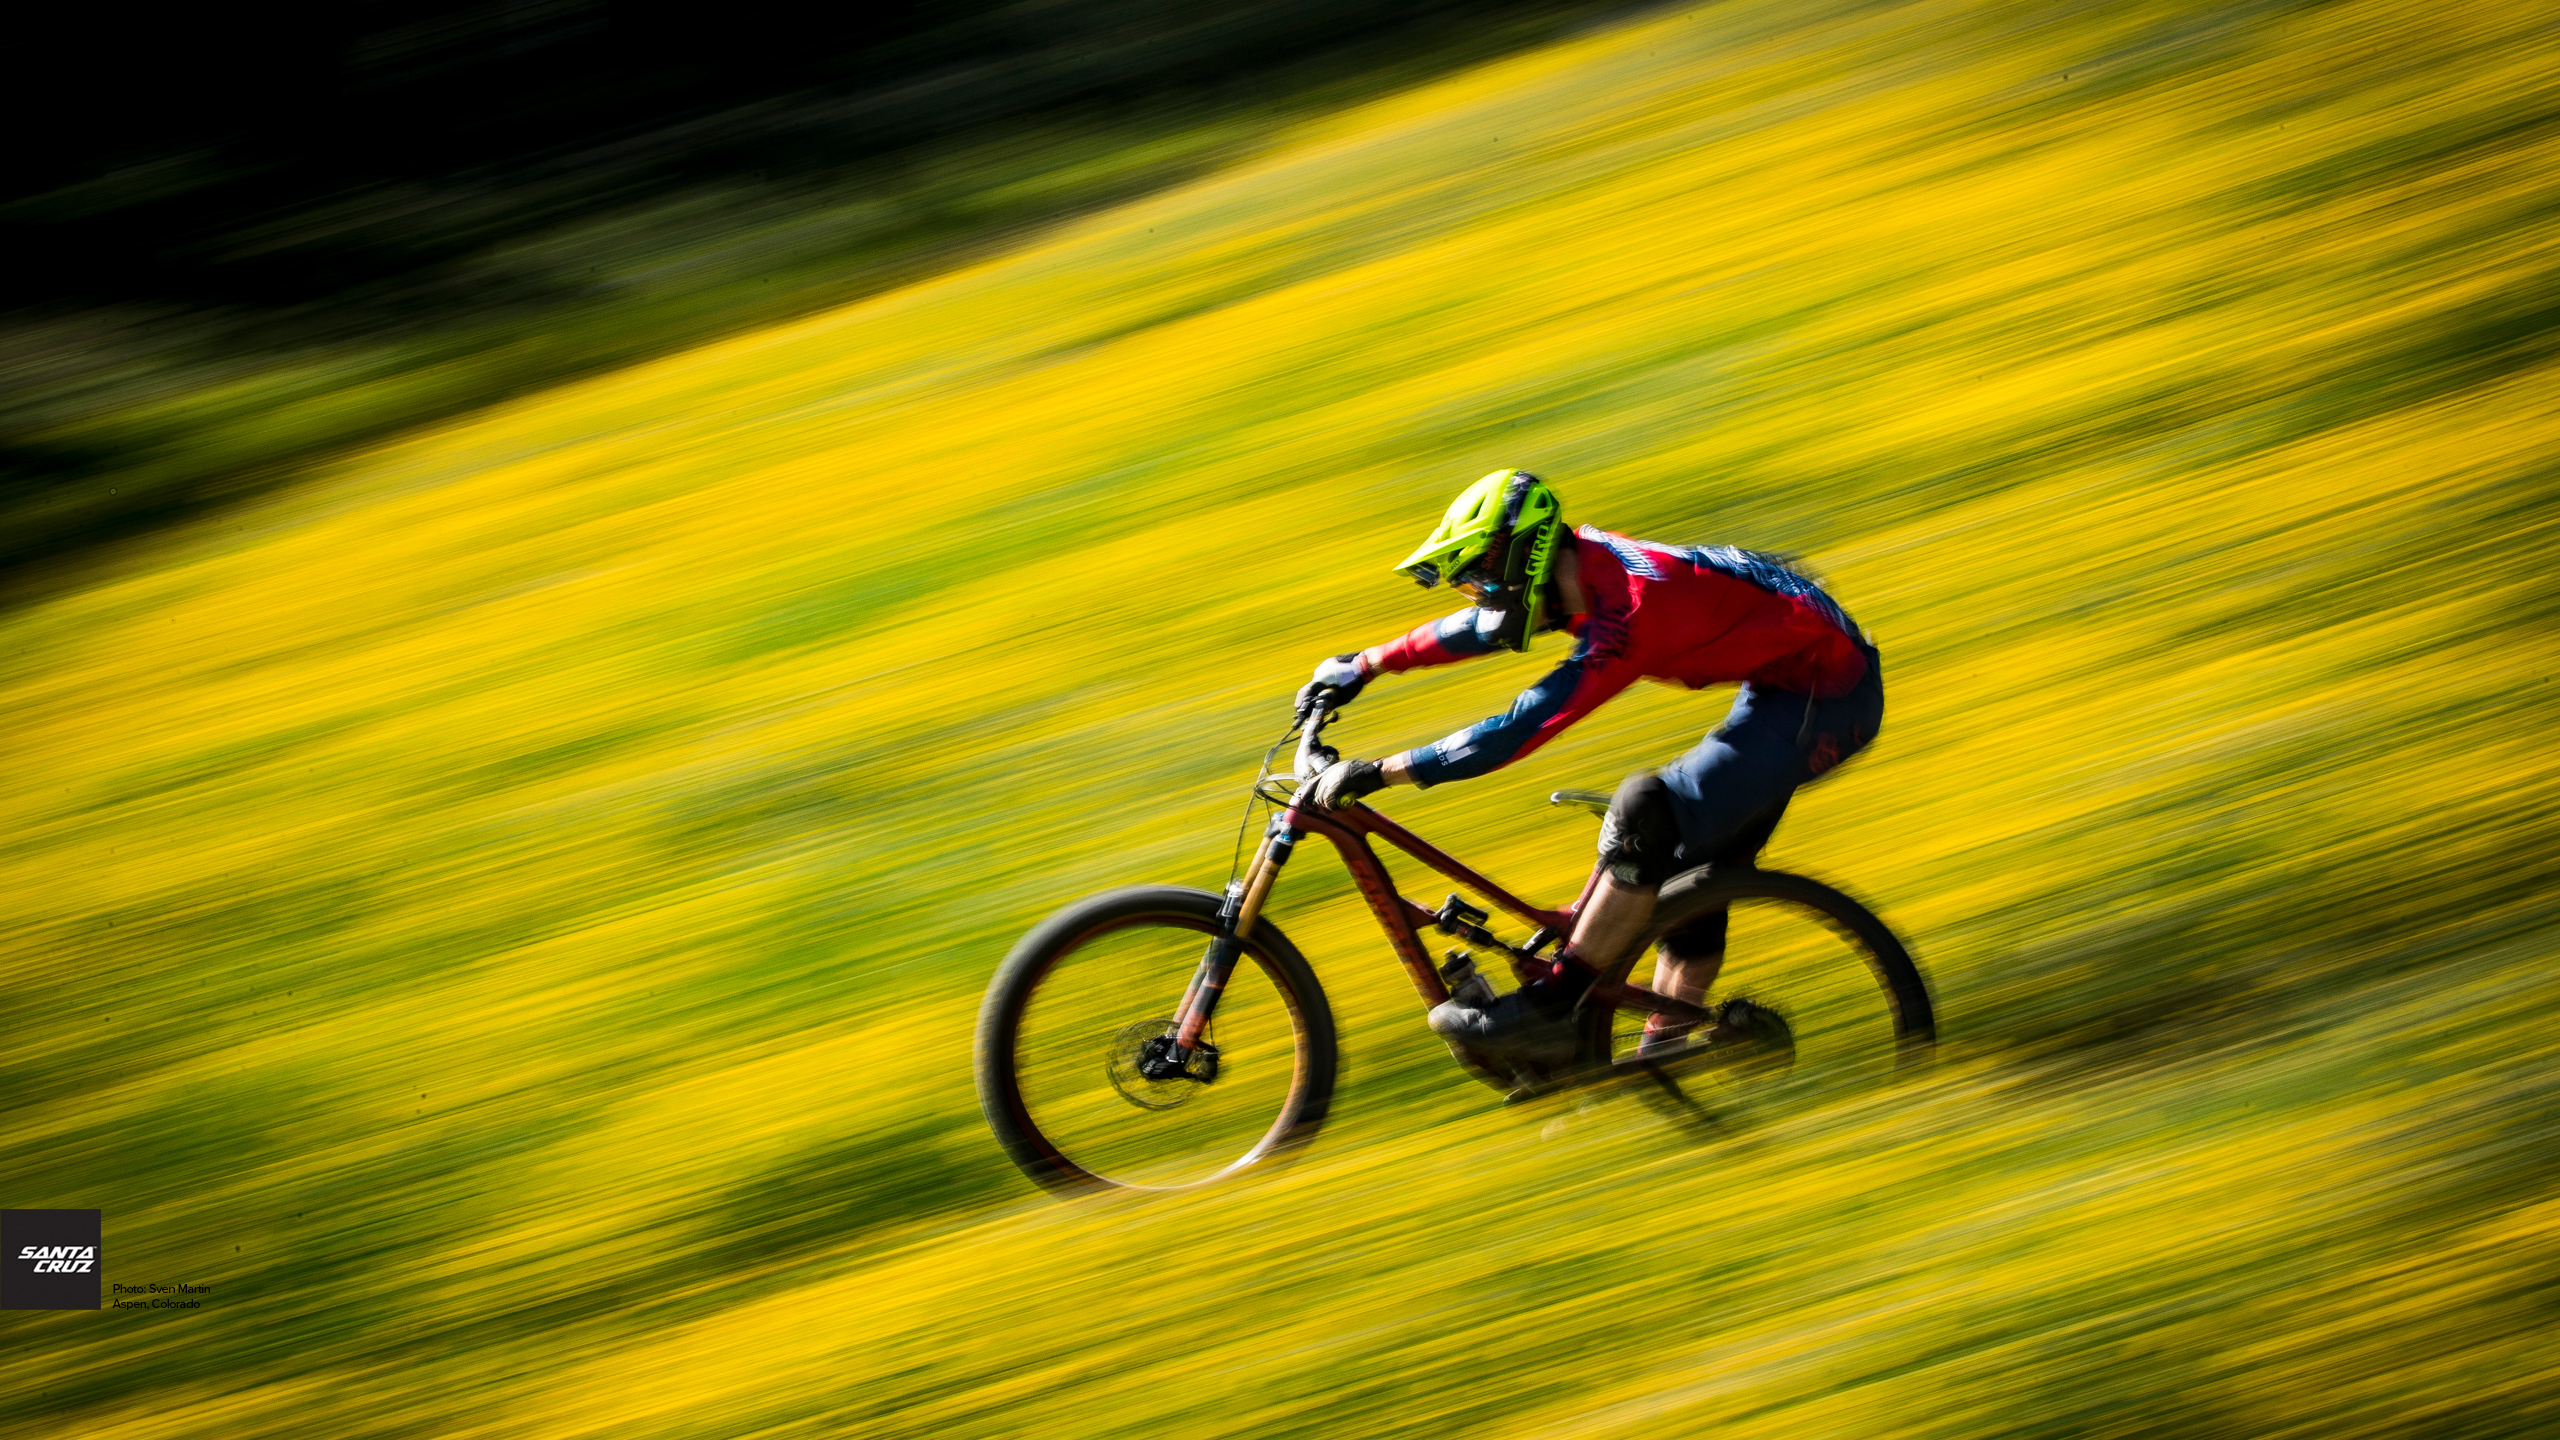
[1582,867,1932,1092]
[976,886,1337,1195]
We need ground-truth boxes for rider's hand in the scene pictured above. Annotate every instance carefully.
[1307,757,1385,810]
[1295,652,1373,715]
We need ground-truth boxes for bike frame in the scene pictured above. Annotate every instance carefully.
[1170,778,1703,1051]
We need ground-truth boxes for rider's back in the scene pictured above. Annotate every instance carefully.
[1566,527,1868,699]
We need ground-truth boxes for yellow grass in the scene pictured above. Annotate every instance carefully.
[5,0,2557,1434]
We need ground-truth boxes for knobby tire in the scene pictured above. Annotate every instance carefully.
[976,886,1338,1196]
[1581,865,1934,1068]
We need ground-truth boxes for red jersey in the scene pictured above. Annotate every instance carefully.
[1367,528,1869,785]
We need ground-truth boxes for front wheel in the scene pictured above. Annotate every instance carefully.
[1582,867,1933,1091]
[976,886,1338,1195]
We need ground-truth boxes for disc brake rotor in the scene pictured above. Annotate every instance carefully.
[1106,1020,1220,1111]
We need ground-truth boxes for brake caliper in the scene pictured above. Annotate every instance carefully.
[1136,1034,1219,1083]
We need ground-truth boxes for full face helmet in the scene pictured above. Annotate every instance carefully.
[1391,469,1564,651]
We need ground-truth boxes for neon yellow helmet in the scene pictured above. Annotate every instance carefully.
[1391,469,1564,651]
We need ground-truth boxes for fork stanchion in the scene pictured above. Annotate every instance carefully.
[1233,818,1296,940]
[1170,874,1250,1034]
[1174,817,1297,1051]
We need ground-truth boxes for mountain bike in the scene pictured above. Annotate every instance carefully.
[975,701,1933,1195]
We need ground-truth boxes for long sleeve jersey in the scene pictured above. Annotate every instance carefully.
[1371,527,1870,787]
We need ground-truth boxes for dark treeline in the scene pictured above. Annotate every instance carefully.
[2,0,1623,585]
[11,0,1568,313]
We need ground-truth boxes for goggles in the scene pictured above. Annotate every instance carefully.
[1402,555,1503,592]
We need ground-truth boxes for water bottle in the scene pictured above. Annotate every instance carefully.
[1439,951,1497,1007]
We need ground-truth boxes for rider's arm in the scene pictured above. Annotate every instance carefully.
[1361,607,1520,789]
[1381,644,1641,788]
[1306,609,1499,720]
[1362,608,1503,676]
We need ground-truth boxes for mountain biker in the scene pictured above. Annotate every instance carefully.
[1298,469,1883,1069]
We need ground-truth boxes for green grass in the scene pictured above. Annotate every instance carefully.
[4,0,2558,1434]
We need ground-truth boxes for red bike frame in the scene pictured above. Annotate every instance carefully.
[1296,802,1582,1005]
[1169,783,1702,1051]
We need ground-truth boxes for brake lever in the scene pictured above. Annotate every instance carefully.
[1295,687,1348,725]
[1291,703,1342,783]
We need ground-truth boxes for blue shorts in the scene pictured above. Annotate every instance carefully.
[1657,643,1883,866]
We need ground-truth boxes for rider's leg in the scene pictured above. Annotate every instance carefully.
[1427,776,1673,1068]
[1430,650,1882,1071]
[1565,873,1656,972]
[1555,768,1681,988]
[1643,653,1884,1044]
[1645,799,1786,1038]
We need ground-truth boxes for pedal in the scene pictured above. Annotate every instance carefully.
[1434,893,1490,934]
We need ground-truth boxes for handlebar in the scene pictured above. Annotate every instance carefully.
[1292,702,1342,784]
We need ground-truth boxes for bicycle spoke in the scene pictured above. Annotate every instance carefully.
[1609,890,1907,1095]
[1011,919,1308,1189]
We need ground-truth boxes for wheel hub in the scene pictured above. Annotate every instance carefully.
[1107,1021,1220,1110]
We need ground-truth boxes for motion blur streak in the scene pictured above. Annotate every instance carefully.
[5,0,2557,1435]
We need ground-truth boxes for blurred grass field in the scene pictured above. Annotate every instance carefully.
[6,0,2559,1434]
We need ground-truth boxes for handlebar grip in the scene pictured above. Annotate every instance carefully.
[1295,692,1350,732]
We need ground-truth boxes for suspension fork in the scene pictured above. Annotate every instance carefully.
[1171,812,1299,1051]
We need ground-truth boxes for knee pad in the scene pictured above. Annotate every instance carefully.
[1595,772,1682,888]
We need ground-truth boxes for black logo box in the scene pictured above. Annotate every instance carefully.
[3,1210,101,1311]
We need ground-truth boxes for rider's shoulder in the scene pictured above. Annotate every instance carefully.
[1572,525,1682,582]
